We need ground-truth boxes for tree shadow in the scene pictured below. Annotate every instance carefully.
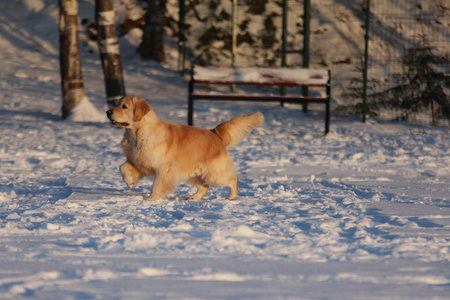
[0,1,60,58]
[0,108,60,122]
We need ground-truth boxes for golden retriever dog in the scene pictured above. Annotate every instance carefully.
[106,96,264,200]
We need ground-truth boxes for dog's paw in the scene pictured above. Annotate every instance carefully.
[185,195,202,201]
[123,177,135,190]
[144,194,164,201]
[121,171,135,189]
[120,163,138,190]
[123,180,134,189]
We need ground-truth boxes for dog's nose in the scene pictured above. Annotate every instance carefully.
[106,110,114,121]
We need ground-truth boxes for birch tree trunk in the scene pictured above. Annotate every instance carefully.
[59,0,85,119]
[139,0,166,62]
[95,0,126,109]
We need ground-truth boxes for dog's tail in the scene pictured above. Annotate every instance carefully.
[211,112,264,148]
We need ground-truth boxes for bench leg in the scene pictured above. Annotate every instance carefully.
[188,69,194,126]
[325,70,331,134]
[188,94,193,126]
[302,86,309,113]
[325,100,330,134]
[280,86,285,107]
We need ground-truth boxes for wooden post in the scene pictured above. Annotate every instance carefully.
[95,0,126,109]
[362,0,370,123]
[188,67,194,126]
[140,0,167,62]
[59,0,85,119]
[178,0,186,74]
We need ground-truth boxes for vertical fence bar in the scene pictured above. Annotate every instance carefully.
[280,0,288,104]
[281,0,287,68]
[178,0,186,74]
[231,0,237,92]
[231,0,237,67]
[362,0,370,123]
[302,0,311,113]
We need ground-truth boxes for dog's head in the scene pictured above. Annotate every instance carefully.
[106,96,152,128]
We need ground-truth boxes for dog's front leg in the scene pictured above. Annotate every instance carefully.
[145,165,180,200]
[120,161,142,189]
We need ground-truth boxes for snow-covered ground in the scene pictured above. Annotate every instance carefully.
[1,0,450,299]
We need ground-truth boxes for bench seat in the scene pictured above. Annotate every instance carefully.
[188,66,331,134]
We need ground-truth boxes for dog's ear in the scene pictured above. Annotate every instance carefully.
[134,97,151,122]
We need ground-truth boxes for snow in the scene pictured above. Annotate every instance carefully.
[194,66,329,85]
[67,96,108,123]
[1,0,450,299]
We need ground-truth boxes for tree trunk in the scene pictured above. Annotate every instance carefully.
[95,0,126,109]
[139,0,166,62]
[59,0,85,119]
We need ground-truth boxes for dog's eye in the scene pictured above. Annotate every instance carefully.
[122,105,128,109]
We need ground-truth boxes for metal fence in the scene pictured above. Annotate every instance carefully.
[177,0,307,69]
[172,0,450,122]
[365,0,450,122]
[368,0,450,79]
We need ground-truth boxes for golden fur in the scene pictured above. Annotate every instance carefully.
[106,96,264,200]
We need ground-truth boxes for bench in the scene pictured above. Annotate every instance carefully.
[188,65,331,134]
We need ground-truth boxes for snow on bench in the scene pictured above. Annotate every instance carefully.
[188,65,331,134]
[192,65,329,86]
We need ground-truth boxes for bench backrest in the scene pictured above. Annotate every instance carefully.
[192,66,329,87]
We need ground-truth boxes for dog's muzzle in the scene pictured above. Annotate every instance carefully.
[106,110,129,127]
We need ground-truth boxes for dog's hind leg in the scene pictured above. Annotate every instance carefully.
[186,177,209,200]
[227,176,238,200]
[120,162,142,189]
[206,159,238,200]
